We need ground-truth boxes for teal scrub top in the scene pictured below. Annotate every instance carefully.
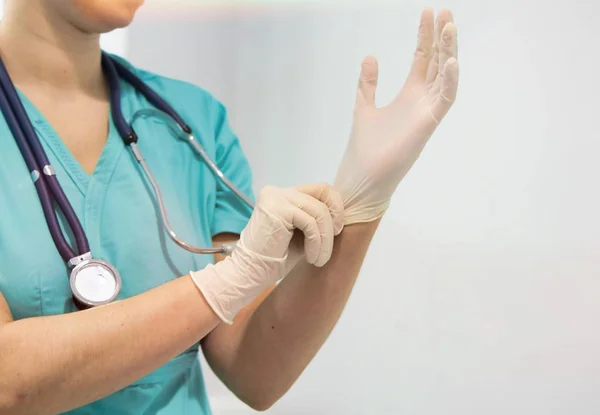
[0,56,254,414]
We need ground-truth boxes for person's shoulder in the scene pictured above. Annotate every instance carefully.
[109,54,227,119]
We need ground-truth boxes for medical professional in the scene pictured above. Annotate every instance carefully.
[0,1,458,414]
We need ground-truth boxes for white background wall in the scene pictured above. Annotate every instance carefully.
[126,0,600,413]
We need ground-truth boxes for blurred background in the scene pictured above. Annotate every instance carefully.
[20,0,600,413]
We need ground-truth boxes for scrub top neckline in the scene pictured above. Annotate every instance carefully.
[16,89,125,197]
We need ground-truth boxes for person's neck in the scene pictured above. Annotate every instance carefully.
[0,4,105,96]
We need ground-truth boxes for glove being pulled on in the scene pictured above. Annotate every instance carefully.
[334,8,459,225]
[191,183,343,324]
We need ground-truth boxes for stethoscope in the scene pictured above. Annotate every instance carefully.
[0,52,254,310]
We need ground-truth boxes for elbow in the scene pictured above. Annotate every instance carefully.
[245,399,276,412]
[239,390,283,412]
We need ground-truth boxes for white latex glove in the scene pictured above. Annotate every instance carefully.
[280,184,346,277]
[334,9,459,224]
[191,183,344,324]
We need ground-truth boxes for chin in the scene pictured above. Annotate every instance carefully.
[76,0,144,32]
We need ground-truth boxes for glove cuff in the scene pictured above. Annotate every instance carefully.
[341,199,390,225]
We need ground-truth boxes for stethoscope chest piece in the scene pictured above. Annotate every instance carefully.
[69,258,121,309]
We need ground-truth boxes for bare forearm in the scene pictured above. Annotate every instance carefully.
[203,220,380,408]
[0,276,219,415]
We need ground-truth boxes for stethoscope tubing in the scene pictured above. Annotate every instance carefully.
[0,51,255,265]
[0,56,88,261]
[101,53,192,143]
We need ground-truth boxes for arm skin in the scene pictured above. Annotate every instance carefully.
[0,276,220,415]
[0,221,379,414]
[203,220,380,411]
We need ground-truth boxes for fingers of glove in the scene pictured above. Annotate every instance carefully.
[438,22,457,78]
[427,10,453,85]
[408,8,434,83]
[430,57,459,124]
[286,205,323,266]
[426,43,439,84]
[284,190,334,267]
[294,183,344,236]
[356,56,379,108]
[435,9,454,46]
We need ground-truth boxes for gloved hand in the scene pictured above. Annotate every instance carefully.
[334,8,459,225]
[191,183,344,324]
